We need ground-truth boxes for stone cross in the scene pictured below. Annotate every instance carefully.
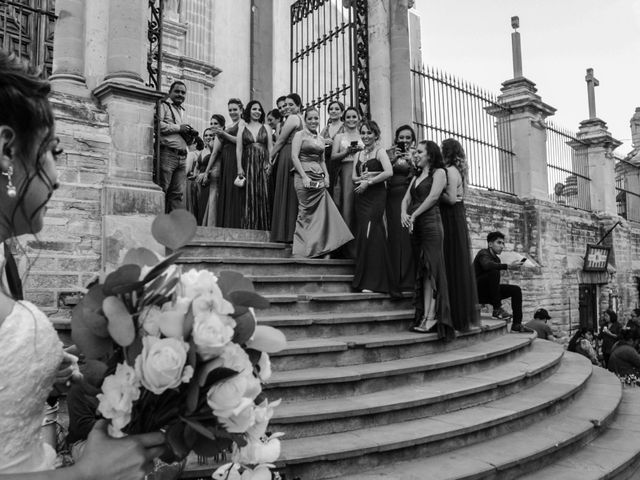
[511,16,523,78]
[585,68,599,119]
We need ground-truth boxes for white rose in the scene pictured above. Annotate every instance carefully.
[219,400,256,433]
[247,398,281,441]
[135,336,193,395]
[193,311,235,360]
[257,352,272,382]
[180,269,231,309]
[97,363,141,437]
[192,292,234,317]
[140,297,191,338]
[213,463,271,480]
[220,342,253,374]
[234,436,282,465]
[141,305,162,336]
[206,374,250,415]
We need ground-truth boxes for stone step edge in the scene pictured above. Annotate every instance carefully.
[260,291,413,304]
[182,240,288,249]
[267,334,536,388]
[271,319,505,357]
[517,386,640,480]
[177,256,354,265]
[277,355,617,469]
[271,340,569,424]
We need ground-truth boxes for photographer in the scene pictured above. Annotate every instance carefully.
[158,81,198,213]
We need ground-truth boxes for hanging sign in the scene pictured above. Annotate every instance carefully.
[583,245,611,272]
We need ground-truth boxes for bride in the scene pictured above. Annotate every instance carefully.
[0,52,165,478]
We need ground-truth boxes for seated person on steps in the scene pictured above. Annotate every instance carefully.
[525,308,557,341]
[473,231,530,333]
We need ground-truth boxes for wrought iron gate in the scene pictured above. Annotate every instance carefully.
[290,0,369,118]
[0,0,56,77]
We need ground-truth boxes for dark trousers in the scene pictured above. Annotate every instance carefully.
[159,148,186,213]
[476,270,522,325]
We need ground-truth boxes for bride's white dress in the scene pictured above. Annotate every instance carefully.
[0,301,63,473]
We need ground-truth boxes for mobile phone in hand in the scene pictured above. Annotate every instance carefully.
[350,140,359,148]
[309,180,322,189]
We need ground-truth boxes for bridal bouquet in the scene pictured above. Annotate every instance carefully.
[71,210,286,477]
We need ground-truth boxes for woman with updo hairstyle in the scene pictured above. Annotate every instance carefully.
[440,138,480,331]
[351,119,396,294]
[386,124,416,292]
[270,93,304,243]
[202,114,226,226]
[0,51,165,478]
[216,98,244,228]
[290,107,353,257]
[320,100,345,198]
[236,100,272,230]
[401,140,453,339]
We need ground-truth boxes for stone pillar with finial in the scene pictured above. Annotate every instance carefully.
[487,16,555,200]
[568,68,621,215]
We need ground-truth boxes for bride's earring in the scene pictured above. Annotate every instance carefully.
[1,155,16,198]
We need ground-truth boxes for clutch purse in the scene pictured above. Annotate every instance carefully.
[234,174,246,188]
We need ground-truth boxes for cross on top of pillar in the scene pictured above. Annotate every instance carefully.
[585,67,599,119]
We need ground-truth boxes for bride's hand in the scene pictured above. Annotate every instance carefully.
[73,420,166,480]
[53,350,82,392]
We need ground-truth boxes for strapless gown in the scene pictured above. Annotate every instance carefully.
[0,301,63,474]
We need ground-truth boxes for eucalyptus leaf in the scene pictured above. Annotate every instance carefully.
[103,264,142,296]
[151,209,198,250]
[231,309,256,345]
[229,290,270,309]
[103,296,136,347]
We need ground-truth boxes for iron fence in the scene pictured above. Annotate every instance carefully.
[290,0,369,123]
[545,122,591,211]
[616,159,640,223]
[410,65,515,194]
[0,0,56,77]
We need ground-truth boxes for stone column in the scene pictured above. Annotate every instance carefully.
[49,0,88,95]
[251,0,274,107]
[389,0,412,130]
[367,0,392,146]
[104,0,148,83]
[570,119,622,215]
[488,78,556,200]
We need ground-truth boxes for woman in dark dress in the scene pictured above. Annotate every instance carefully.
[270,93,303,243]
[351,120,396,294]
[440,138,480,331]
[185,135,206,223]
[320,100,345,198]
[386,125,417,292]
[401,140,454,340]
[216,98,244,228]
[202,115,226,226]
[291,108,353,257]
[265,108,282,214]
[236,100,272,230]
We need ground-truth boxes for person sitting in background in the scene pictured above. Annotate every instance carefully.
[625,308,640,343]
[607,329,640,376]
[598,309,621,367]
[473,231,530,333]
[567,328,599,365]
[525,308,557,341]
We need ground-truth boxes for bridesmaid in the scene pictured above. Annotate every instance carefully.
[320,100,345,198]
[265,108,281,213]
[216,98,244,228]
[440,138,480,331]
[236,100,272,230]
[184,136,205,221]
[351,119,396,294]
[202,114,226,226]
[331,107,363,237]
[291,108,353,257]
[270,93,303,243]
[386,125,417,292]
[193,130,213,225]
[401,140,454,340]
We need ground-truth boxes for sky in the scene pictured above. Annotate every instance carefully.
[413,0,640,155]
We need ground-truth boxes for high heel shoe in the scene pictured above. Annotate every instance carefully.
[411,316,436,333]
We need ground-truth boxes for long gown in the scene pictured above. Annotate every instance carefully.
[321,122,344,198]
[189,151,210,226]
[408,171,454,340]
[292,133,354,258]
[217,123,243,228]
[440,177,480,331]
[202,150,222,226]
[0,301,63,474]
[240,125,271,230]
[270,115,303,242]
[386,148,415,291]
[352,150,398,295]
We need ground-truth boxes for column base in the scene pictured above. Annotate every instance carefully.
[49,73,90,97]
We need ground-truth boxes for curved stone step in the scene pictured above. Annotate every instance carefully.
[179,240,292,259]
[191,226,270,242]
[278,354,617,480]
[177,256,354,276]
[270,320,506,370]
[247,274,355,294]
[518,386,640,480]
[270,340,570,438]
[265,333,537,400]
[260,291,413,315]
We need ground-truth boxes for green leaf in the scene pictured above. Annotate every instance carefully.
[151,209,198,250]
[231,309,256,345]
[122,247,160,268]
[141,251,182,285]
[229,290,270,309]
[185,372,200,415]
[192,433,229,458]
[124,334,143,366]
[246,348,262,366]
[103,296,136,347]
[198,365,238,389]
[180,417,217,441]
[103,264,142,296]
[246,325,287,353]
[162,421,190,463]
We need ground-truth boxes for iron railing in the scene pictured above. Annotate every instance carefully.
[545,122,591,211]
[290,0,369,122]
[148,0,164,185]
[0,0,56,77]
[411,64,516,194]
[615,159,640,222]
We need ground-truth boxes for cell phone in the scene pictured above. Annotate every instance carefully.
[399,143,407,153]
[309,181,322,189]
[350,140,359,148]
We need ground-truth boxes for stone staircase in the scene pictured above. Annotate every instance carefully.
[179,227,640,480]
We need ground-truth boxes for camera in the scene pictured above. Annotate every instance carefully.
[180,125,200,145]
